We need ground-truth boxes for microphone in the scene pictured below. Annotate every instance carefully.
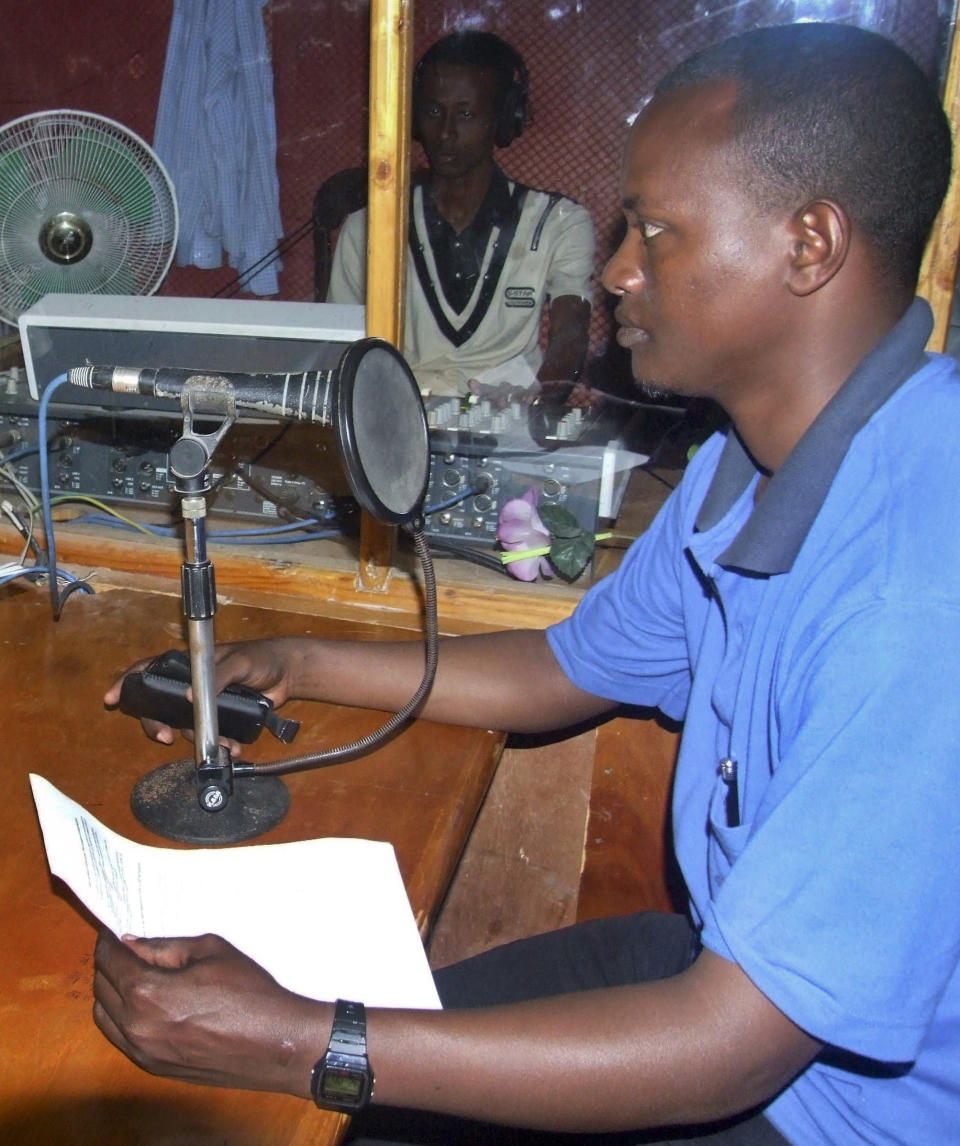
[67,364,337,424]
[67,338,431,527]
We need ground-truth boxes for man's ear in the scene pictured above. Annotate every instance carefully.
[787,199,849,296]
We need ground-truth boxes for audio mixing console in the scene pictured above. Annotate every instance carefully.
[0,370,641,547]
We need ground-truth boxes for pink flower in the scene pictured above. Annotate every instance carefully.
[497,487,554,581]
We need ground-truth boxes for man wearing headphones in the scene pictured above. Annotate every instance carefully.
[327,31,595,400]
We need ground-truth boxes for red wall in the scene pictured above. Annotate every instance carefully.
[0,1,948,362]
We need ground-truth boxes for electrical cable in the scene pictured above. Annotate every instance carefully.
[425,534,507,573]
[207,529,341,545]
[421,482,520,571]
[424,485,479,516]
[0,444,41,465]
[0,459,42,562]
[0,461,40,511]
[638,466,679,493]
[206,518,337,538]
[1,497,40,563]
[38,375,95,617]
[62,512,178,538]
[50,494,156,535]
[211,216,315,299]
[251,526,439,776]
[54,503,343,546]
[0,563,85,590]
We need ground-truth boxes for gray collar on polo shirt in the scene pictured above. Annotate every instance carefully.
[694,297,934,576]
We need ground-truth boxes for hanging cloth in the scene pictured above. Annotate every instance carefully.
[153,0,283,295]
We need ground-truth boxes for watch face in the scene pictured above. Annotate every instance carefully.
[321,1066,368,1104]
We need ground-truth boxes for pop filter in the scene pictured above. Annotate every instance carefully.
[336,338,429,525]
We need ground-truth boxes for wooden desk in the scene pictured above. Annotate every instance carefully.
[0,585,504,1146]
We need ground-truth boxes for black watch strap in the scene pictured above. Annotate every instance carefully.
[311,999,375,1114]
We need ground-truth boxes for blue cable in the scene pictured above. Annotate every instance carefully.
[207,517,332,538]
[65,512,341,545]
[0,565,83,589]
[0,444,42,465]
[207,530,341,545]
[425,486,479,515]
[38,375,94,616]
[63,513,179,537]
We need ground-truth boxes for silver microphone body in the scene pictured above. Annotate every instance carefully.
[67,364,337,424]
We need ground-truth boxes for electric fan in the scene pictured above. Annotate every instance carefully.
[0,109,178,325]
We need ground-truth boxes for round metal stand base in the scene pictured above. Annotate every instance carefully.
[131,758,290,844]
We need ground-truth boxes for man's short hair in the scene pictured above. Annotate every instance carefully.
[413,31,529,147]
[657,22,952,288]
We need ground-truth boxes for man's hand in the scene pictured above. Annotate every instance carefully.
[93,931,326,1097]
[102,638,306,756]
[466,377,530,407]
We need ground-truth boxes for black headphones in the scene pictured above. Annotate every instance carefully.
[412,32,529,149]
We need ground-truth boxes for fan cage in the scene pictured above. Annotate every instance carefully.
[0,109,178,324]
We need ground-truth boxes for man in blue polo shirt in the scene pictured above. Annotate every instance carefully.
[95,20,958,1146]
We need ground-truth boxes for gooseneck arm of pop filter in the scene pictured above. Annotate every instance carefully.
[68,339,435,844]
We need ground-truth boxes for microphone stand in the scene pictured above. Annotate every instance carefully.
[130,383,289,843]
[94,340,435,845]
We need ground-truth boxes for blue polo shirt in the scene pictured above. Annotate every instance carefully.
[548,300,960,1145]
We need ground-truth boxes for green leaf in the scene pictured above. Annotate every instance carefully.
[538,503,583,539]
[549,531,595,581]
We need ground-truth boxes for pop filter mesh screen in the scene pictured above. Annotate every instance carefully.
[350,346,429,521]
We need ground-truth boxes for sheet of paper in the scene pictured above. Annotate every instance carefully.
[30,774,441,1010]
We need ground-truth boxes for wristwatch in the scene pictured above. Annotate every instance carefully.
[310,999,375,1113]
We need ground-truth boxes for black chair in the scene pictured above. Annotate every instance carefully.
[312,166,368,301]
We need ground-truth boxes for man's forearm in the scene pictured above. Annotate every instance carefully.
[279,629,612,733]
[361,950,819,1132]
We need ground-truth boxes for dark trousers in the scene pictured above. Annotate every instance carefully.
[346,911,791,1146]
